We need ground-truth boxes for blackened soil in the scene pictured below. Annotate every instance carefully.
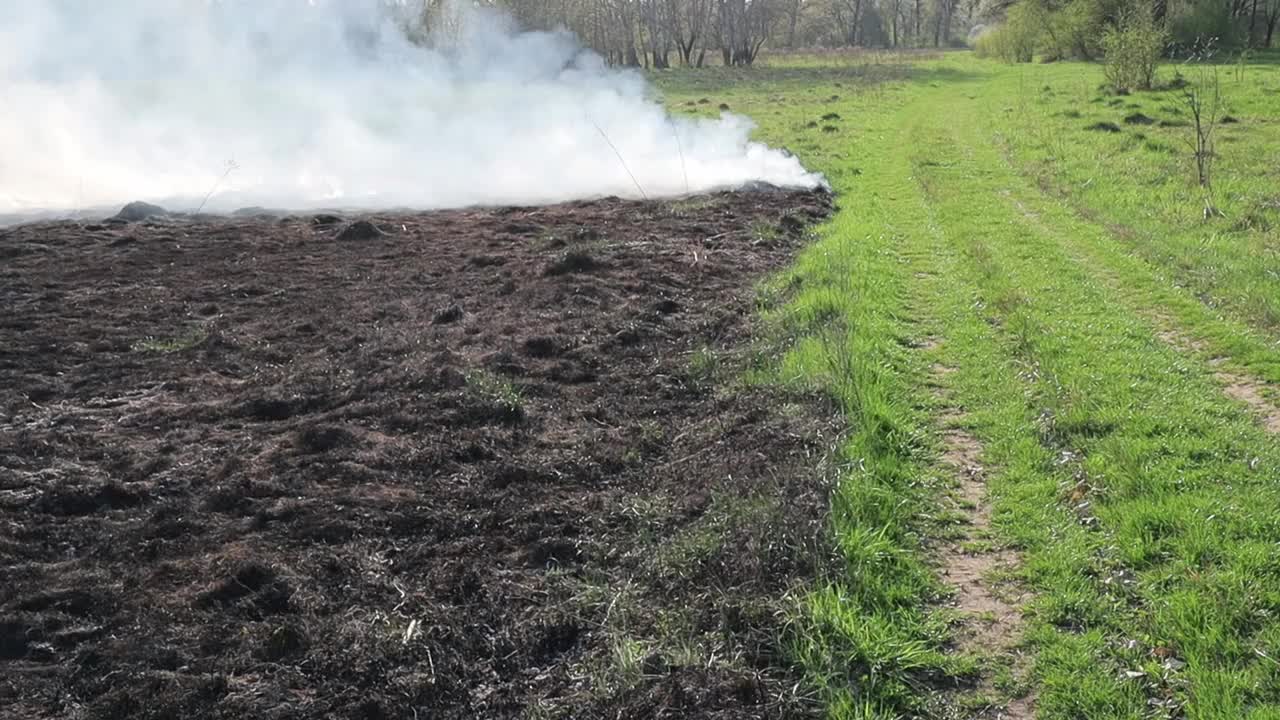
[0,189,837,719]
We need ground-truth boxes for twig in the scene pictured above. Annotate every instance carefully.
[402,618,419,645]
[195,159,240,215]
[660,443,715,469]
[669,119,690,195]
[591,120,648,200]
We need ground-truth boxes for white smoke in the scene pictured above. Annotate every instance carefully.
[0,0,824,216]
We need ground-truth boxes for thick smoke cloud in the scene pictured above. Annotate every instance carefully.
[0,0,824,215]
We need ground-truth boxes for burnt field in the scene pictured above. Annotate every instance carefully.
[0,189,839,719]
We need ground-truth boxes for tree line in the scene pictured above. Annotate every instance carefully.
[975,0,1279,61]
[400,0,983,66]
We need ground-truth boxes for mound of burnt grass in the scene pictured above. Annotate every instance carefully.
[0,188,840,719]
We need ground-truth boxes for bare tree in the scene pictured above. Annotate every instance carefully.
[609,0,643,65]
[662,0,707,64]
[782,0,803,46]
[831,0,867,45]
[1265,0,1280,46]
[930,0,953,45]
[884,0,905,46]
[707,0,776,64]
[1180,64,1225,217]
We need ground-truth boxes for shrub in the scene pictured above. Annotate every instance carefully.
[973,3,1043,62]
[1041,0,1105,61]
[1103,7,1168,92]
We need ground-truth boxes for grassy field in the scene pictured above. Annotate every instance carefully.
[655,51,1280,719]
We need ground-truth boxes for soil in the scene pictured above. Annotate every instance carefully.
[1217,374,1280,435]
[929,367,1034,718]
[0,188,838,719]
[1085,121,1123,133]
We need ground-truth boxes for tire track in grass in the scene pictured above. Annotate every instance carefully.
[768,113,971,718]
[896,120,1042,717]
[1213,373,1280,434]
[915,326,1036,718]
[1015,182,1280,435]
[931,369,1036,720]
[991,136,1280,437]
[911,137,1156,718]
[773,91,1049,717]
[904,249,1037,719]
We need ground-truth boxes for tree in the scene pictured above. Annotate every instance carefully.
[715,0,777,64]
[830,0,866,44]
[666,0,713,65]
[1264,0,1280,45]
[932,0,960,45]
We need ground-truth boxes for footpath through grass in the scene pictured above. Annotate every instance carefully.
[657,52,1280,719]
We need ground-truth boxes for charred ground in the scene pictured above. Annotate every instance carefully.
[1,189,838,719]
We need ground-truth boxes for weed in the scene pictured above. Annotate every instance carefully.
[667,196,720,216]
[749,220,783,245]
[608,636,647,689]
[688,346,720,386]
[464,369,523,421]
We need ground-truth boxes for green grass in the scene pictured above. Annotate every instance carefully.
[655,50,1280,718]
[132,327,207,353]
[995,58,1280,344]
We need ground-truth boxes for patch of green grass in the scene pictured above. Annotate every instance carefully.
[993,56,1280,342]
[687,345,720,387]
[132,327,207,353]
[607,635,647,689]
[748,219,783,246]
[464,369,523,419]
[665,196,721,216]
[621,420,668,465]
[649,491,771,579]
[552,486,801,709]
